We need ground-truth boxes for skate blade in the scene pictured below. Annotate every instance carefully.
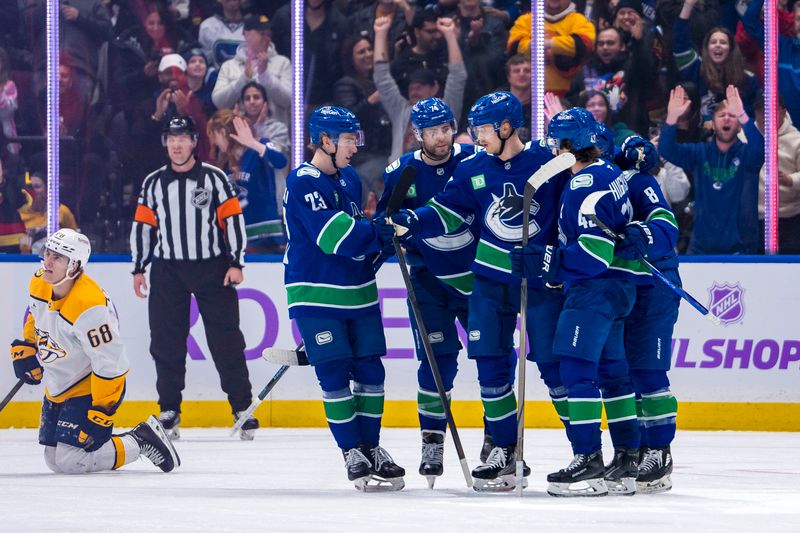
[238,429,256,441]
[146,416,182,469]
[473,474,528,493]
[605,477,637,496]
[165,426,180,441]
[355,475,405,492]
[547,478,608,497]
[636,475,672,494]
[425,475,438,489]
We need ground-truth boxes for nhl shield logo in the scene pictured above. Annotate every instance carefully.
[708,282,744,325]
[191,187,211,208]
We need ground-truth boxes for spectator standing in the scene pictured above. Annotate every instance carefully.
[374,15,466,163]
[184,47,218,118]
[212,14,292,128]
[130,116,259,440]
[507,0,595,97]
[0,47,19,156]
[18,170,78,254]
[0,155,28,253]
[271,0,349,107]
[390,9,450,95]
[659,85,764,255]
[496,54,532,142]
[198,0,247,68]
[207,109,288,253]
[349,0,414,53]
[333,34,392,200]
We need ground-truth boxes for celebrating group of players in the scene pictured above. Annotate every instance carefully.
[284,92,681,496]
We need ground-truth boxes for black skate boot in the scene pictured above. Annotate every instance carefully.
[479,432,494,463]
[547,450,608,497]
[636,446,673,494]
[604,448,639,495]
[157,410,180,440]
[234,411,259,441]
[342,447,372,487]
[471,445,530,492]
[419,431,444,488]
[359,445,405,492]
[130,415,181,472]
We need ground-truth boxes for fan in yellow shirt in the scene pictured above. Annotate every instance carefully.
[17,171,77,253]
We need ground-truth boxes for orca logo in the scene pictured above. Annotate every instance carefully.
[484,183,541,242]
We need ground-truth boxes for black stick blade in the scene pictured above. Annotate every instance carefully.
[386,165,418,216]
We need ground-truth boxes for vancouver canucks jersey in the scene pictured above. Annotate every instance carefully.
[24,271,128,416]
[555,158,652,284]
[283,162,384,319]
[414,141,568,287]
[377,144,477,297]
[623,169,679,270]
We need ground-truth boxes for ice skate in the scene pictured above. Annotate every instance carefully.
[358,445,405,492]
[343,447,372,489]
[479,432,494,463]
[637,446,673,494]
[419,431,444,488]
[157,410,180,440]
[234,411,259,441]
[604,448,639,495]
[547,450,608,497]
[471,445,529,493]
[130,415,181,472]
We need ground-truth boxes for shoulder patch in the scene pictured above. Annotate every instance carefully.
[406,184,417,198]
[570,174,594,190]
[621,169,638,182]
[385,158,401,174]
[471,174,486,190]
[297,166,321,178]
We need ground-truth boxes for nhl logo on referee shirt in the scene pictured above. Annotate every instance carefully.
[191,187,211,208]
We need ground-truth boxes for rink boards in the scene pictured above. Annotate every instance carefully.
[1,257,798,431]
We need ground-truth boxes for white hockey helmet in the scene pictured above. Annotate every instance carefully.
[43,228,91,280]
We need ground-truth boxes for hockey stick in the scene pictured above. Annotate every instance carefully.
[0,379,25,414]
[388,165,473,488]
[579,190,720,325]
[230,342,306,436]
[515,152,577,496]
[262,345,310,366]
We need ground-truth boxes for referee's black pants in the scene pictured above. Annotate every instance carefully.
[149,256,253,414]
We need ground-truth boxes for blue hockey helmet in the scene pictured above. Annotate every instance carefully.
[308,105,364,146]
[546,107,598,152]
[594,122,615,158]
[467,91,524,141]
[410,97,456,141]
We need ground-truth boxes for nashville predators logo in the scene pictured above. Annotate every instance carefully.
[34,329,67,363]
[484,183,541,242]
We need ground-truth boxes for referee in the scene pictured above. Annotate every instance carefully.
[130,116,258,440]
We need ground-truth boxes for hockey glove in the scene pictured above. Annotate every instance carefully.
[619,135,659,173]
[373,217,397,255]
[11,340,42,385]
[616,221,654,260]
[390,209,420,241]
[510,244,544,279]
[540,245,561,284]
[78,408,114,452]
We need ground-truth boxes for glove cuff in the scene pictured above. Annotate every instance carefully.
[87,409,114,428]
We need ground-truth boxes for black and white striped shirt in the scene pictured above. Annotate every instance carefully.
[130,161,246,273]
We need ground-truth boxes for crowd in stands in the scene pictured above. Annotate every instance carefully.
[0,0,793,255]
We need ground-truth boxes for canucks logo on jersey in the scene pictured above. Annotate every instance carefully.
[484,183,540,242]
[34,328,67,363]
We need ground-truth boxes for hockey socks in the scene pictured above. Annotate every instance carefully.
[480,385,517,447]
[354,382,384,447]
[639,389,677,448]
[416,352,457,433]
[560,357,602,454]
[417,388,450,433]
[322,388,360,449]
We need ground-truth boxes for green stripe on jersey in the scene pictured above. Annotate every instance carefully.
[640,391,678,420]
[324,396,356,423]
[286,281,378,310]
[437,271,475,296]
[568,398,602,425]
[317,212,355,254]
[418,389,447,419]
[577,234,614,267]
[646,207,679,230]
[428,199,466,234]
[354,392,384,418]
[603,394,637,423]
[475,239,513,274]
[609,256,652,276]
[482,390,517,422]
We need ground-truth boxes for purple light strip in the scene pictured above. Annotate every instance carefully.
[47,0,60,236]
[764,0,778,253]
[530,1,544,139]
[291,0,304,168]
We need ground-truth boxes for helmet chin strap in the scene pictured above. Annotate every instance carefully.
[496,127,515,157]
[322,141,340,170]
[43,261,82,288]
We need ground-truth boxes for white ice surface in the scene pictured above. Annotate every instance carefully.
[1,428,798,533]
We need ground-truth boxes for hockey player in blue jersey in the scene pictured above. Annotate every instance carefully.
[282,106,405,491]
[392,92,568,491]
[376,97,478,486]
[513,108,650,497]
[608,133,681,494]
